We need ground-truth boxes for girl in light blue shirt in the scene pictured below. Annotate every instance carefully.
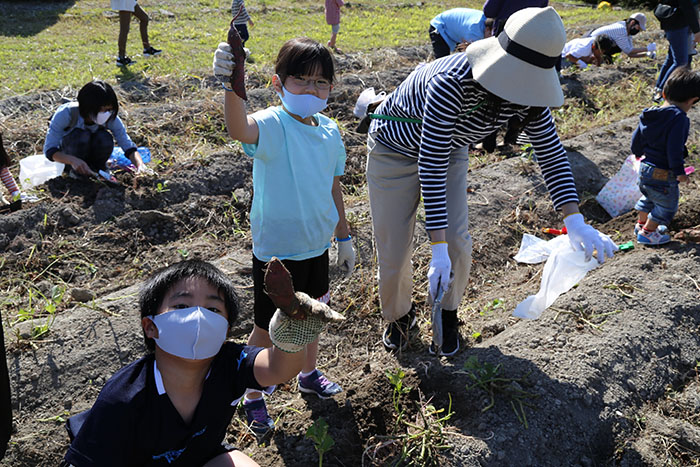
[213,37,355,443]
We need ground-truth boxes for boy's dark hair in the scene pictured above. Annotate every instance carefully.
[663,67,700,103]
[0,132,10,168]
[594,34,615,56]
[275,37,335,84]
[77,80,119,122]
[484,18,495,32]
[138,260,240,351]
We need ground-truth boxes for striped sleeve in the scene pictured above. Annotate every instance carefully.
[523,109,579,208]
[1,167,19,195]
[419,74,463,231]
[592,23,633,54]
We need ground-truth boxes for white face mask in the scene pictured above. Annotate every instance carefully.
[94,111,112,125]
[277,85,328,119]
[149,307,228,360]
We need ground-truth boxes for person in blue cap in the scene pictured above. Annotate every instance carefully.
[429,8,494,59]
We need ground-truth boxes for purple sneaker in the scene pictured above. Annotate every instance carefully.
[298,370,342,399]
[243,398,274,445]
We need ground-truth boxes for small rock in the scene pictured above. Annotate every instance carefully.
[64,399,72,410]
[59,207,80,227]
[71,288,95,303]
[159,9,175,17]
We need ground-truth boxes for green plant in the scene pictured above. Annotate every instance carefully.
[462,356,538,428]
[177,248,190,259]
[155,181,170,193]
[480,298,504,316]
[11,285,64,342]
[306,417,335,467]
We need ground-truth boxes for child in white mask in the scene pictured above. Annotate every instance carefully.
[62,259,332,467]
[212,37,355,443]
[44,80,148,179]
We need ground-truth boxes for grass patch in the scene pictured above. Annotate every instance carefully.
[0,0,640,98]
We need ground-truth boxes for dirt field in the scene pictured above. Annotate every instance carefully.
[2,38,700,467]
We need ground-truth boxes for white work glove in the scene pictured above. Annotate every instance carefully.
[213,42,234,80]
[335,236,355,278]
[577,59,588,69]
[137,165,155,176]
[428,242,451,300]
[563,213,618,263]
[269,308,325,353]
[647,42,657,52]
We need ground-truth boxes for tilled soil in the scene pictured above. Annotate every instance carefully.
[1,43,700,466]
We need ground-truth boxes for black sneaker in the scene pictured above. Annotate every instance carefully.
[116,56,135,66]
[382,305,417,351]
[429,310,460,357]
[143,46,162,57]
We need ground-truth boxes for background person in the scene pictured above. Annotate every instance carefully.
[429,8,494,59]
[653,1,700,102]
[231,0,254,50]
[44,81,148,179]
[325,0,344,53]
[111,0,161,66]
[632,67,700,245]
[0,132,37,205]
[589,13,655,59]
[366,7,617,356]
[483,0,548,35]
[213,37,354,443]
[560,34,615,70]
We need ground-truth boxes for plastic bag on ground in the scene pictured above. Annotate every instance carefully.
[596,155,642,218]
[19,154,65,190]
[108,147,152,169]
[513,239,599,319]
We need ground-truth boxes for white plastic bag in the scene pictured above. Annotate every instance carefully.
[19,154,65,190]
[513,238,599,319]
[596,155,642,218]
[353,87,386,118]
[513,234,570,264]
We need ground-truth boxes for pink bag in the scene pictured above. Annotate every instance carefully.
[596,155,642,218]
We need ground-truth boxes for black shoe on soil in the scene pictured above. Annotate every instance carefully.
[428,309,460,357]
[382,305,417,351]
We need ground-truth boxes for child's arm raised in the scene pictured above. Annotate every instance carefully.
[213,43,259,144]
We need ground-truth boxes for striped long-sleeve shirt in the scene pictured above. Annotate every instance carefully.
[1,167,19,196]
[231,0,251,25]
[368,53,578,231]
[590,22,634,55]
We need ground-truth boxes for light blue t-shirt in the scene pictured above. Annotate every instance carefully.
[430,8,486,51]
[242,106,346,261]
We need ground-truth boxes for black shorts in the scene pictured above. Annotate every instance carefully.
[252,251,329,330]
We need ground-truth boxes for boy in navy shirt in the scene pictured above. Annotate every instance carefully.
[63,260,335,466]
[632,67,700,245]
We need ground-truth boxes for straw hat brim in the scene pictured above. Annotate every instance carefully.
[466,36,564,108]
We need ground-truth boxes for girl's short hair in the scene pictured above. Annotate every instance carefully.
[0,132,10,168]
[77,80,119,122]
[275,37,335,84]
[138,260,240,351]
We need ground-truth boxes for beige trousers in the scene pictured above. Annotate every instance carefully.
[366,133,473,322]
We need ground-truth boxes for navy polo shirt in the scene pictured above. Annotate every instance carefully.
[65,342,264,466]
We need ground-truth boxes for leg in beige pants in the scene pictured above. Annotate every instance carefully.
[366,134,472,323]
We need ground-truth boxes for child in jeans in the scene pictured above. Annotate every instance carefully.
[631,66,700,245]
[213,37,355,444]
[325,0,344,52]
[231,0,254,50]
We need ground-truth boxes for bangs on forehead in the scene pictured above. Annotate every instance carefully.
[275,37,335,82]
[288,59,330,80]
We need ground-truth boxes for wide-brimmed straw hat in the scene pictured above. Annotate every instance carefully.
[465,7,565,107]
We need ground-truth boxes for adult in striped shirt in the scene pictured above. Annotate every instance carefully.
[231,0,254,48]
[367,7,617,356]
[589,13,655,59]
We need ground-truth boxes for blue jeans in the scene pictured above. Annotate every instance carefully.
[656,27,690,90]
[634,162,679,226]
[61,127,114,172]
